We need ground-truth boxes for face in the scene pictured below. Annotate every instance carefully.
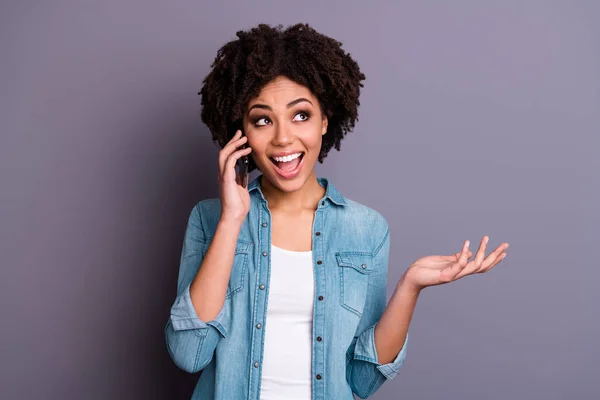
[243,76,328,192]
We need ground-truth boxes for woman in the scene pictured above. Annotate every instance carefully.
[165,23,509,400]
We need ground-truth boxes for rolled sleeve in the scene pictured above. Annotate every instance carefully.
[169,282,227,337]
[353,323,409,380]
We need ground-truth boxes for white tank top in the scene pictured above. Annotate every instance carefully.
[259,244,314,400]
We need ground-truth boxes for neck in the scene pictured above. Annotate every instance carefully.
[259,171,325,211]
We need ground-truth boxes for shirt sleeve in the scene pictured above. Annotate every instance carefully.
[164,204,230,373]
[346,226,409,398]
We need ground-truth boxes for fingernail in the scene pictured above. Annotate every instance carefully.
[466,240,470,248]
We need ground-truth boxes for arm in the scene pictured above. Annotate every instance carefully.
[348,228,509,397]
[164,204,244,373]
[347,227,416,398]
[374,277,419,363]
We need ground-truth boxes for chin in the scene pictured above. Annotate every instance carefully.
[270,175,309,192]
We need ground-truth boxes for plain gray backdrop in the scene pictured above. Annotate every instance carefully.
[1,1,598,399]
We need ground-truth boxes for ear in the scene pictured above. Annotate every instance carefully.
[321,115,328,135]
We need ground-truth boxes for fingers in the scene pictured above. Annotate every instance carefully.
[479,242,509,273]
[458,240,470,265]
[445,249,472,261]
[452,236,486,279]
[451,240,471,276]
[454,238,509,280]
[219,130,246,172]
[218,130,248,175]
[472,236,489,268]
[223,146,252,182]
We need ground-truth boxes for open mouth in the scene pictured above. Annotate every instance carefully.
[269,152,305,178]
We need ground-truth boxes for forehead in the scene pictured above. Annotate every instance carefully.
[248,76,316,107]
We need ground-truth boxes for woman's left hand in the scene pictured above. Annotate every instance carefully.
[403,236,509,292]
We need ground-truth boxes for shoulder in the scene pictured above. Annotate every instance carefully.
[343,198,389,230]
[322,177,389,234]
[187,198,222,236]
[194,197,222,215]
[333,195,390,254]
[346,197,388,234]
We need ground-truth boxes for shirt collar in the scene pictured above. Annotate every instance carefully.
[248,174,347,207]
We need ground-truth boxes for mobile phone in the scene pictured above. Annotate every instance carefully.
[235,130,249,188]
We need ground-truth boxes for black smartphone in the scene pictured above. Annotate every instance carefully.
[235,130,249,188]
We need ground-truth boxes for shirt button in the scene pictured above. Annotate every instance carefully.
[262,222,268,227]
[256,323,262,329]
[262,251,268,257]
[315,232,321,236]
[259,284,265,290]
[361,264,367,269]
[316,374,322,380]
[317,336,322,342]
[321,201,325,206]
[254,362,259,368]
[317,260,322,265]
[318,296,324,301]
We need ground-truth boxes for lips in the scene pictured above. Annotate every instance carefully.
[269,152,305,179]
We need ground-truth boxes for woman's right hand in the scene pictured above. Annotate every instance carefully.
[218,130,253,223]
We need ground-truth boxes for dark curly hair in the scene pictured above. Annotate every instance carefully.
[199,23,366,172]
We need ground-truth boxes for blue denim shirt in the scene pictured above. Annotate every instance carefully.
[165,175,408,399]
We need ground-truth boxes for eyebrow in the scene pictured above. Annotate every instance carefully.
[247,98,313,113]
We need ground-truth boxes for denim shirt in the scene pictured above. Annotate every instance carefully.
[165,175,408,399]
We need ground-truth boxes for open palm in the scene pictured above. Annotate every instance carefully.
[404,236,509,291]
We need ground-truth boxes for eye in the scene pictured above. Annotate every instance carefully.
[254,117,271,127]
[293,111,310,122]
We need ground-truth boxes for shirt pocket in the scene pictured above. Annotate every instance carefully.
[203,240,253,299]
[335,252,374,317]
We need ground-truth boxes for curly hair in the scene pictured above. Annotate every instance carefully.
[199,23,366,172]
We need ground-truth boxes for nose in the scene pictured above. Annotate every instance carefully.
[271,121,293,146]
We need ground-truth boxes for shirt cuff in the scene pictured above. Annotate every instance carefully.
[353,323,409,380]
[169,283,228,337]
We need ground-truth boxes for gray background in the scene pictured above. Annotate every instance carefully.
[1,1,598,399]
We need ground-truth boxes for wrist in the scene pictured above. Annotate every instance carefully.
[398,271,423,295]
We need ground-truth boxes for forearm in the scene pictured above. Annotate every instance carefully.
[374,274,421,364]
[189,216,243,322]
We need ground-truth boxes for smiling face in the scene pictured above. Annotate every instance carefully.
[243,76,328,192]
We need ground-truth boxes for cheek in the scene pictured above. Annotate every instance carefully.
[300,123,324,149]
[304,132,323,153]
[246,135,264,154]
[309,136,322,152]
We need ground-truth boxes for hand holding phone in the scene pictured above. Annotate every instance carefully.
[235,131,249,188]
[218,129,252,222]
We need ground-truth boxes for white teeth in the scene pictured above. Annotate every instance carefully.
[272,153,302,163]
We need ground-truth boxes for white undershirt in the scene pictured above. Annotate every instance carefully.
[259,244,315,400]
